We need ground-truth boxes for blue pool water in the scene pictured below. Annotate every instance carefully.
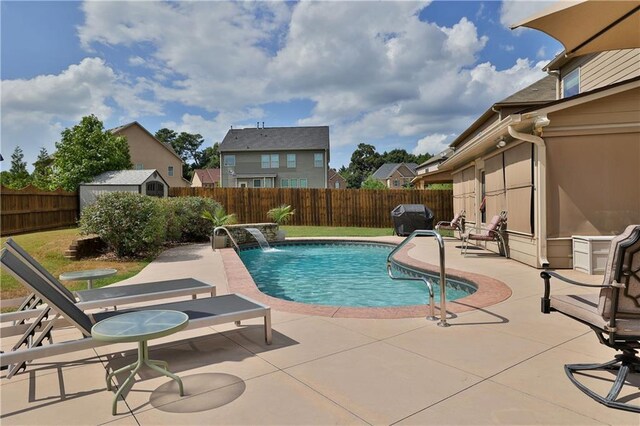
[238,242,476,307]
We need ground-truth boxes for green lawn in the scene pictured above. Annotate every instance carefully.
[282,226,394,237]
[1,228,149,301]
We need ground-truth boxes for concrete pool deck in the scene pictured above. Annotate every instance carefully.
[1,236,639,425]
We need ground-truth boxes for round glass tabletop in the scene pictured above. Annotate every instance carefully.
[59,268,118,281]
[91,310,189,343]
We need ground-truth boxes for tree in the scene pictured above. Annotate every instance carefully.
[52,115,132,191]
[361,175,387,189]
[1,146,31,189]
[197,142,220,169]
[344,143,383,188]
[31,147,54,190]
[155,128,205,179]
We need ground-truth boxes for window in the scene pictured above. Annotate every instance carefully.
[261,153,280,168]
[281,179,289,188]
[290,178,298,188]
[335,181,340,189]
[223,155,236,166]
[563,68,580,98]
[168,166,174,177]
[287,154,296,168]
[253,179,262,188]
[393,179,399,187]
[314,153,323,168]
[134,163,144,170]
[146,181,164,197]
[299,178,308,188]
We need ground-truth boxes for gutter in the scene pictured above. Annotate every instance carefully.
[508,114,551,268]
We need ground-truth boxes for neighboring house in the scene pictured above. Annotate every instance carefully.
[371,163,418,188]
[219,125,330,188]
[422,49,639,269]
[412,148,454,189]
[110,121,190,188]
[328,168,347,189]
[191,168,221,188]
[79,169,168,212]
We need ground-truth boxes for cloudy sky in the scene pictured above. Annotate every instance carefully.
[1,1,562,171]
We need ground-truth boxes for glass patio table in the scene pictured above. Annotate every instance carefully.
[59,268,117,290]
[91,310,189,415]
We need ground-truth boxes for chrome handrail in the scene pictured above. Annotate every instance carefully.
[386,230,449,327]
[213,226,240,251]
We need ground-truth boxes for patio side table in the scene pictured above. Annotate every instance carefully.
[59,268,117,290]
[91,310,189,415]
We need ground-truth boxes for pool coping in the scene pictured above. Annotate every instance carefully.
[221,238,512,319]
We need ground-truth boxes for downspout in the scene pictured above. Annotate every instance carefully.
[508,115,551,268]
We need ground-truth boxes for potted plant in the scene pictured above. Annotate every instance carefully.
[267,204,295,241]
[202,206,237,249]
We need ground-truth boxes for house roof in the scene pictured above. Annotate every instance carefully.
[192,168,220,184]
[495,75,557,105]
[372,163,418,179]
[450,76,557,148]
[219,126,330,152]
[328,168,345,181]
[110,121,183,161]
[417,148,454,168]
[83,169,166,186]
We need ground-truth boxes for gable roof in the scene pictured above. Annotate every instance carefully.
[110,121,183,162]
[219,126,330,152]
[328,168,345,181]
[83,169,167,186]
[192,168,221,184]
[418,148,454,168]
[372,163,418,179]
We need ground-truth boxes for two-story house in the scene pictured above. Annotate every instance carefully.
[219,126,330,188]
[422,48,639,269]
[110,122,190,188]
[371,163,418,188]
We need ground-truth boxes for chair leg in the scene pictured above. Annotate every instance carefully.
[564,352,640,413]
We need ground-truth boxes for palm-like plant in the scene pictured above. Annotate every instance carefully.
[202,206,237,227]
[267,204,295,225]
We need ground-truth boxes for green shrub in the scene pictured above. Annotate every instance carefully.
[79,192,166,258]
[162,197,221,242]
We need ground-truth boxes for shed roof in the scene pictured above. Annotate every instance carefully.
[84,169,164,186]
[220,126,330,152]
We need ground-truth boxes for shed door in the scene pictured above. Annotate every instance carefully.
[146,181,165,197]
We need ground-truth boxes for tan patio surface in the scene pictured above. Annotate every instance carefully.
[2,236,639,425]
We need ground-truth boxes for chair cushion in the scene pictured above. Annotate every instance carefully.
[552,293,640,337]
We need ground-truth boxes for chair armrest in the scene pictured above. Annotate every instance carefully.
[539,270,607,314]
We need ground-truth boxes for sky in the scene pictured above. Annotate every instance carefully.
[1,0,562,172]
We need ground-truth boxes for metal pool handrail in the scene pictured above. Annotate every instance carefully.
[213,226,240,251]
[386,230,449,327]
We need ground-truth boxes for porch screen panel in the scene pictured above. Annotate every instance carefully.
[462,166,476,223]
[484,154,506,220]
[504,143,533,234]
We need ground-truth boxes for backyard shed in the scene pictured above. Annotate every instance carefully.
[79,169,169,212]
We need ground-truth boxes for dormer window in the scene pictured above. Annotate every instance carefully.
[562,68,580,98]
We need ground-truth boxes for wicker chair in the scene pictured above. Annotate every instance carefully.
[540,225,640,413]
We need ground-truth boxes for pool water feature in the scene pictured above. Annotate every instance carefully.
[244,228,272,251]
[238,242,476,307]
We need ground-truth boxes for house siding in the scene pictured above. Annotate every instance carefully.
[113,124,188,188]
[221,151,327,188]
[559,49,640,96]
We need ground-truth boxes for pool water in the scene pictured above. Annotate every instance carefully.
[238,242,475,307]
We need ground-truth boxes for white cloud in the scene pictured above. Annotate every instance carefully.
[413,134,451,156]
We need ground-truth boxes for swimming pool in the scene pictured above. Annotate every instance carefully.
[238,241,476,308]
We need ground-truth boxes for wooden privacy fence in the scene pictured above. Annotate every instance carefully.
[170,187,453,228]
[1,186,79,236]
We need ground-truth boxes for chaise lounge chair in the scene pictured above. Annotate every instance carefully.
[0,248,272,379]
[2,238,216,324]
[461,211,508,258]
[540,224,640,413]
[435,209,465,239]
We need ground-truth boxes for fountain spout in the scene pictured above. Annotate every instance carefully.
[245,228,272,251]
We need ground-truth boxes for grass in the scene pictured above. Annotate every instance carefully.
[282,226,394,237]
[1,228,149,301]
